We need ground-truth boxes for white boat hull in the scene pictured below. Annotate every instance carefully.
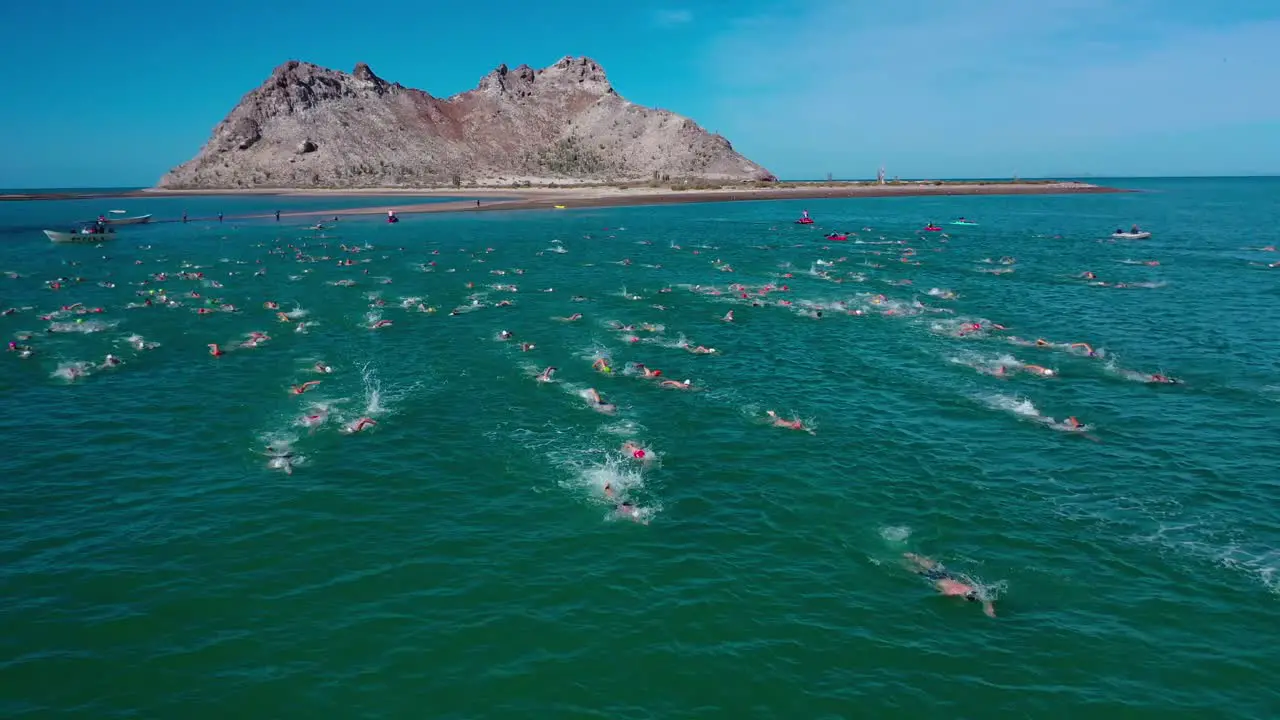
[103,214,152,225]
[45,230,114,244]
[1112,232,1151,240]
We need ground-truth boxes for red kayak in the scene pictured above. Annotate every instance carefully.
[825,233,848,241]
[795,218,814,225]
[923,225,942,232]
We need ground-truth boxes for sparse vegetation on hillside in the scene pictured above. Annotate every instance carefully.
[535,135,618,177]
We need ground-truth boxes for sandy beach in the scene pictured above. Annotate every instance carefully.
[2,181,1126,220]
[266,181,1125,220]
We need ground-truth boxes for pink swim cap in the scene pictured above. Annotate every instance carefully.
[634,450,645,459]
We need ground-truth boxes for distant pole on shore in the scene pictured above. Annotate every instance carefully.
[877,166,886,185]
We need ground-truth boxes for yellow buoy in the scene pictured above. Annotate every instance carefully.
[553,205,566,209]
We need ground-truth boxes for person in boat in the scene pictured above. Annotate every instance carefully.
[1130,224,1141,234]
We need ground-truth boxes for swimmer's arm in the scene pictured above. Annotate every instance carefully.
[982,601,996,618]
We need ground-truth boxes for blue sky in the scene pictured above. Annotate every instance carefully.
[2,0,1278,186]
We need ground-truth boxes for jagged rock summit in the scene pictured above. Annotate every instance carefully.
[157,56,773,189]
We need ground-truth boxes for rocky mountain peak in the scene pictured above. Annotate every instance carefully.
[158,56,773,189]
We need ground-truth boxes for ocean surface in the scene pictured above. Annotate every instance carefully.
[1,178,1277,718]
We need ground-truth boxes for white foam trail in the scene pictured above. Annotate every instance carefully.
[360,362,386,415]
[981,393,1043,420]
[51,361,91,383]
[981,393,1093,433]
[356,362,424,418]
[881,526,912,543]
[48,319,116,334]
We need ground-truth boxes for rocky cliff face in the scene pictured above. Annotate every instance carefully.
[157,57,773,189]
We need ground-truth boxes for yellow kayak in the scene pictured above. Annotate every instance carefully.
[553,205,566,209]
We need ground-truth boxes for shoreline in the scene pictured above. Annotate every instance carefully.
[1,182,1129,222]
[264,182,1127,221]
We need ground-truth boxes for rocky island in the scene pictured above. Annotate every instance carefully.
[157,56,774,189]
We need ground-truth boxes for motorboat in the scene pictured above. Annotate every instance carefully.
[1112,231,1151,240]
[45,223,116,244]
[103,211,152,225]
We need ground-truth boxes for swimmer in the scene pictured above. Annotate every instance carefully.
[765,410,811,433]
[903,553,996,618]
[1055,416,1099,441]
[633,363,662,379]
[128,335,156,351]
[1021,364,1056,378]
[101,354,122,368]
[1070,342,1096,357]
[1147,373,1182,385]
[521,342,536,352]
[498,330,513,340]
[592,357,612,374]
[208,343,224,357]
[659,378,693,390]
[557,313,583,322]
[583,388,616,413]
[686,345,717,355]
[299,408,329,429]
[536,366,557,383]
[722,310,734,322]
[621,441,649,462]
[370,319,393,329]
[291,380,321,395]
[614,501,648,524]
[263,445,296,475]
[313,362,332,374]
[343,417,377,433]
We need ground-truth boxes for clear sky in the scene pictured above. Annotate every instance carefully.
[2,0,1278,186]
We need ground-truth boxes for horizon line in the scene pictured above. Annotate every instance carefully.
[4,174,1278,192]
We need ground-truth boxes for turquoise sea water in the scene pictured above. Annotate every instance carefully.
[0,193,467,237]
[1,179,1278,718]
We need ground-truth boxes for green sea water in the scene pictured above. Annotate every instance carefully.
[1,179,1278,718]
